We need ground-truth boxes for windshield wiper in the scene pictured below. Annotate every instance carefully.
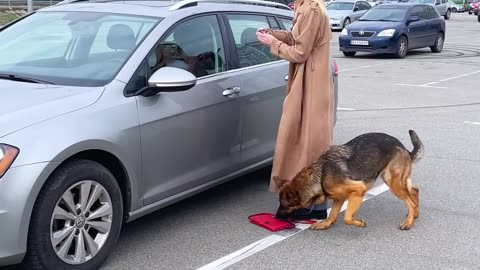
[0,73,55,85]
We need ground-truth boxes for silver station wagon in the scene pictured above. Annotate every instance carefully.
[0,0,339,269]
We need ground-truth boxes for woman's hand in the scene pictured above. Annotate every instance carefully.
[256,32,275,46]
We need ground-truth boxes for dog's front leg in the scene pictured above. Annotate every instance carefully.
[310,199,343,230]
[344,192,367,228]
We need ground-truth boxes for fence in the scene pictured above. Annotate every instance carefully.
[0,0,62,9]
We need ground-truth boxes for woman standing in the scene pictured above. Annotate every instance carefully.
[256,0,334,220]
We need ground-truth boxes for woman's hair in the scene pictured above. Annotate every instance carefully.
[296,0,329,20]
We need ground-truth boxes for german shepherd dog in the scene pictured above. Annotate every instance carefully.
[274,130,424,230]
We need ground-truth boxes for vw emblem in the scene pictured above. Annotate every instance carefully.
[75,216,86,228]
[359,31,365,35]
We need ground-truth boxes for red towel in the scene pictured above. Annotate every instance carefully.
[248,213,315,232]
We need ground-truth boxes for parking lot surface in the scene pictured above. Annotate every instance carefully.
[3,12,480,270]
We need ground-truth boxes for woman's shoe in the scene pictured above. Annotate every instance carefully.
[292,208,327,220]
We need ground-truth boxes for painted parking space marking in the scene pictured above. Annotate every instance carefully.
[464,121,480,125]
[395,70,480,89]
[196,183,390,270]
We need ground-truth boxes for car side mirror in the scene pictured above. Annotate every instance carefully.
[354,7,359,11]
[408,15,420,23]
[135,67,197,97]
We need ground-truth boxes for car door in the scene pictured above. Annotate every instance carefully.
[126,14,243,205]
[425,5,442,45]
[407,6,430,49]
[351,2,366,22]
[222,13,287,166]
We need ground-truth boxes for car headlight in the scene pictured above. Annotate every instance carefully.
[0,144,19,179]
[331,16,344,20]
[378,29,396,37]
[341,28,348,36]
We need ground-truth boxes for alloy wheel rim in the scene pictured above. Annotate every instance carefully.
[50,180,113,265]
[436,35,444,50]
[399,39,407,56]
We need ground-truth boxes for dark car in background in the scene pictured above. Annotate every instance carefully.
[339,3,446,58]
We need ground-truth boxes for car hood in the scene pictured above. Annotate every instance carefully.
[327,10,352,18]
[0,81,104,138]
[348,21,402,31]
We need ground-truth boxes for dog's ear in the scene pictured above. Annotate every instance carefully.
[273,176,288,188]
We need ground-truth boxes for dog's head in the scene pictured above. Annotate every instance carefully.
[274,168,325,219]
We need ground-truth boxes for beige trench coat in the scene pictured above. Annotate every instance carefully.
[268,0,334,192]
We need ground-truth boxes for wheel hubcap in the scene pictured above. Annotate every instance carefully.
[437,35,443,50]
[50,180,113,265]
[399,39,406,55]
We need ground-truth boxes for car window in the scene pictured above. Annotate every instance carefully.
[359,2,371,10]
[226,14,279,68]
[90,20,155,55]
[278,17,293,30]
[410,6,428,20]
[425,5,440,18]
[125,15,225,94]
[267,16,280,30]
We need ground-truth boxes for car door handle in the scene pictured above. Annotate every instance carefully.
[223,86,240,96]
[285,74,288,81]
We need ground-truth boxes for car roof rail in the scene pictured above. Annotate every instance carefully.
[169,0,292,11]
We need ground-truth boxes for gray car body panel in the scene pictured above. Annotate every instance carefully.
[0,1,338,265]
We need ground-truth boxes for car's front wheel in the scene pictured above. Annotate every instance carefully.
[444,9,451,19]
[430,32,444,53]
[343,17,351,29]
[395,36,408,58]
[343,51,356,57]
[22,160,123,270]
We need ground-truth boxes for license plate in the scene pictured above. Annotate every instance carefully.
[350,40,369,46]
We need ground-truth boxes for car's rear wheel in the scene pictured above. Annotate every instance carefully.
[343,51,356,57]
[469,10,472,14]
[444,9,451,19]
[22,160,123,270]
[395,36,408,58]
[478,14,480,21]
[452,7,457,12]
[430,32,444,53]
[343,17,351,29]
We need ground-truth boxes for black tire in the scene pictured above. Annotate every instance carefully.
[343,17,351,29]
[343,51,356,57]
[469,10,472,14]
[430,32,444,53]
[444,9,451,20]
[395,36,408,58]
[478,14,480,22]
[22,160,123,270]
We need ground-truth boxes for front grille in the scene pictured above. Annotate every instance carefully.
[351,31,375,38]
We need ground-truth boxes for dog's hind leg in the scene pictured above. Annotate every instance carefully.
[382,155,417,230]
[310,199,344,230]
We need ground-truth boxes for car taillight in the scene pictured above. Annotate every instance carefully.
[333,59,339,76]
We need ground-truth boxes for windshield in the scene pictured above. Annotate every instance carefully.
[359,7,409,21]
[0,11,161,87]
[327,2,355,10]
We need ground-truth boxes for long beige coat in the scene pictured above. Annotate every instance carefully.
[268,0,334,192]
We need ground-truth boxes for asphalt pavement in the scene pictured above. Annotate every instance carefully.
[100,13,480,270]
[3,11,480,270]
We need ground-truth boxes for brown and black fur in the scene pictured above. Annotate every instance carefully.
[274,130,424,230]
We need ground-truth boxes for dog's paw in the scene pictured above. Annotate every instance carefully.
[310,222,331,230]
[400,222,412,230]
[359,219,367,227]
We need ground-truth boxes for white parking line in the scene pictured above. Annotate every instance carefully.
[395,83,447,89]
[339,62,395,73]
[337,107,356,111]
[396,70,480,89]
[464,121,480,125]
[196,183,390,270]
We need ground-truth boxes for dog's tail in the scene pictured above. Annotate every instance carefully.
[408,130,424,163]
